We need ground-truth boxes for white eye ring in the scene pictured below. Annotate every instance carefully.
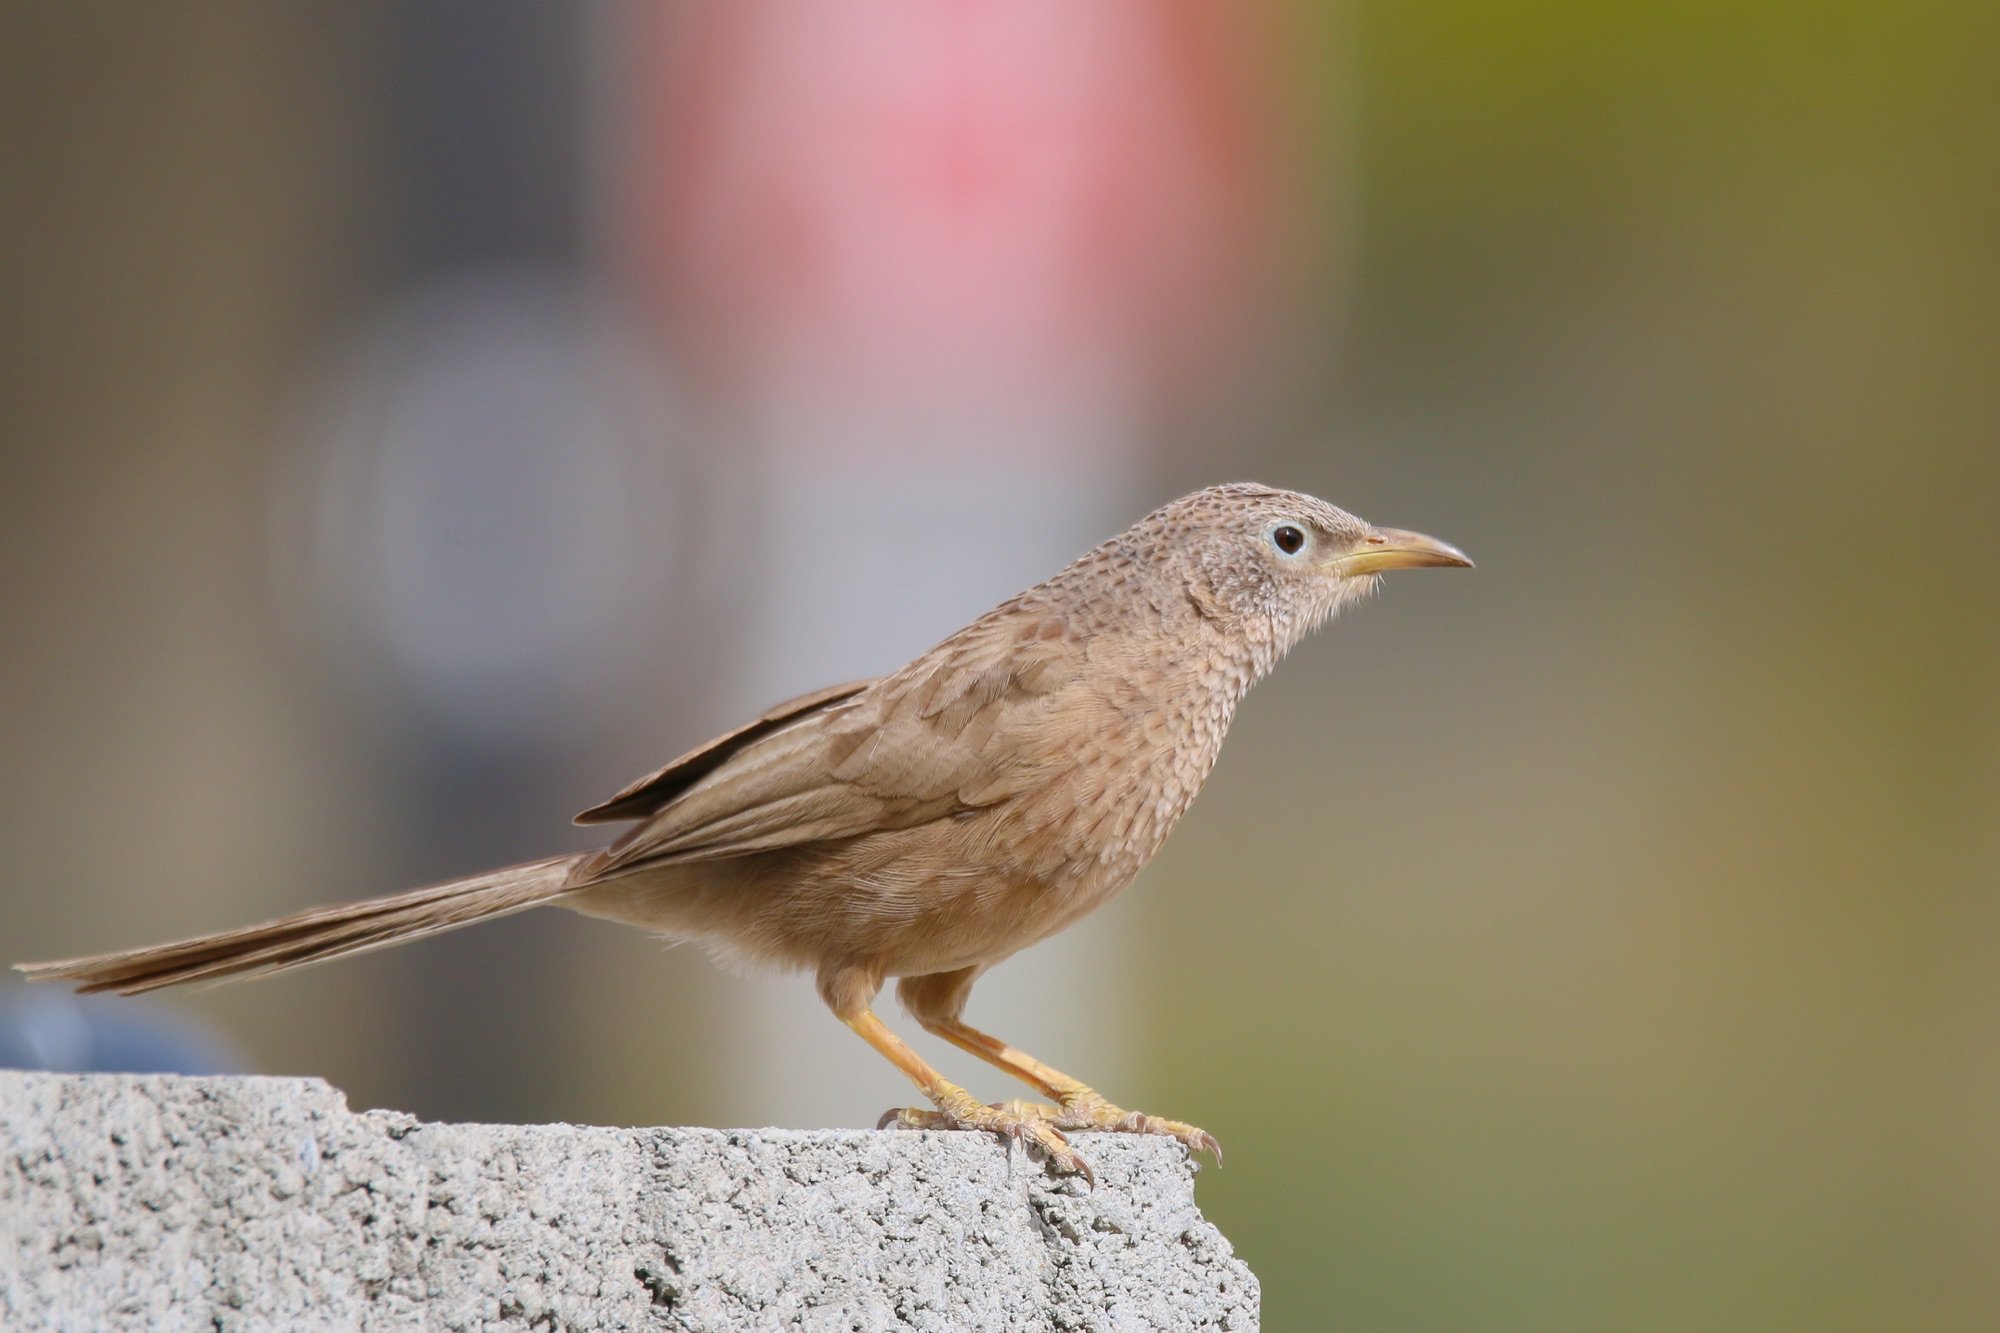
[1270,523,1308,556]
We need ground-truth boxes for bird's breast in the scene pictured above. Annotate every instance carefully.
[1001,661,1240,897]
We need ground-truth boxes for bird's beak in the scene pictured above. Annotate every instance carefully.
[1332,527,1474,576]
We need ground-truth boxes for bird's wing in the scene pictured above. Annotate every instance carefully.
[577,607,1082,878]
[572,679,875,826]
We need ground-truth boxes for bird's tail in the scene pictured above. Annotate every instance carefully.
[14,855,584,996]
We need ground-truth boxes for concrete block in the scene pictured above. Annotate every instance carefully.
[0,1071,1257,1330]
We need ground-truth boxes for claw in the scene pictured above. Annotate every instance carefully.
[1041,1089,1221,1164]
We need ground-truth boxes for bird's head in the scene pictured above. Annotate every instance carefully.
[1145,483,1472,673]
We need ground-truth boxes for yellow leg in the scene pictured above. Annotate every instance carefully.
[921,1016,1220,1163]
[839,1007,1092,1181]
[895,970,1221,1163]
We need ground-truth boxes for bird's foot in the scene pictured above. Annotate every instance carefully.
[1043,1088,1222,1165]
[880,1092,1093,1184]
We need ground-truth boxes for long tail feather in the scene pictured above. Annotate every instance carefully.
[14,855,584,996]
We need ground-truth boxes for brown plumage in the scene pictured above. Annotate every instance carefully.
[18,483,1469,1179]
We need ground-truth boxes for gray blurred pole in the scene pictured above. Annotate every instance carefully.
[603,2,1285,1128]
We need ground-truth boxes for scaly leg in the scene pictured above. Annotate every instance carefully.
[824,967,1091,1181]
[895,969,1221,1164]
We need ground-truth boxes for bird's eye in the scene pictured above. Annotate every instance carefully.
[1270,524,1307,556]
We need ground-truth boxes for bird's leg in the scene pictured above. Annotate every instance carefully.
[824,968,1090,1180]
[897,970,1221,1163]
[921,1015,1222,1163]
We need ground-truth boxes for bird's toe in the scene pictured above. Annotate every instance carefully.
[877,1096,1092,1181]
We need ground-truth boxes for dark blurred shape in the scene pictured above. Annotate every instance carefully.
[253,1,697,1124]
[0,983,245,1076]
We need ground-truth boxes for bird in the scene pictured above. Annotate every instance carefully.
[18,483,1470,1180]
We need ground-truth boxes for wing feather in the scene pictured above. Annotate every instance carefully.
[573,679,873,825]
[577,608,1084,878]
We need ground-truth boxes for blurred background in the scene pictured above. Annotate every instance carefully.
[2,3,1995,1327]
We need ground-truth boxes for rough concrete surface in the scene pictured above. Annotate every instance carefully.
[0,1071,1257,1331]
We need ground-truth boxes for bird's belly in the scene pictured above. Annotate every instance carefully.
[568,764,1191,979]
[871,865,1133,977]
[821,796,1170,977]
